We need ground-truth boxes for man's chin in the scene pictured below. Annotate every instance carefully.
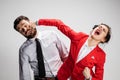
[25,30,37,39]
[25,35,35,39]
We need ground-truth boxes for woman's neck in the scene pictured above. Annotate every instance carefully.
[87,36,100,47]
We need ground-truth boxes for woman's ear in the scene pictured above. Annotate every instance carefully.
[90,30,93,35]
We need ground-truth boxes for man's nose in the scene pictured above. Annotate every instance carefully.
[22,27,27,32]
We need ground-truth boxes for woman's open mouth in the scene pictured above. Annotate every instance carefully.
[95,29,100,35]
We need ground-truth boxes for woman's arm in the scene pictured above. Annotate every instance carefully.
[37,19,77,40]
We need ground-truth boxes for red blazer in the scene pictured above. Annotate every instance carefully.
[38,19,106,80]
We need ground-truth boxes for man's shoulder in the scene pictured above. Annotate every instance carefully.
[20,40,34,51]
[37,30,60,47]
[38,30,58,39]
[40,30,57,35]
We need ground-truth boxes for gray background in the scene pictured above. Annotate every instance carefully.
[0,0,119,80]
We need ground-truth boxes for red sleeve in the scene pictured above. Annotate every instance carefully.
[38,19,77,40]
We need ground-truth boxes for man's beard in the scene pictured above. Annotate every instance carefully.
[25,28,37,39]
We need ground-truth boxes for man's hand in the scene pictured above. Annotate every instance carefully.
[83,67,91,80]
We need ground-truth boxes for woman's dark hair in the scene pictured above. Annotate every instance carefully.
[92,23,111,43]
[14,15,29,31]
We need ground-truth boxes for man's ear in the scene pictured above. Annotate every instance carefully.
[30,21,36,28]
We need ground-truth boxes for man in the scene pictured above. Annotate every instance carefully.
[13,16,68,80]
[35,19,111,80]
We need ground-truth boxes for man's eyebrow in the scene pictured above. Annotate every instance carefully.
[21,22,25,26]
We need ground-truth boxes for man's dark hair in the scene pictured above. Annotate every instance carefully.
[14,15,29,31]
[92,23,111,43]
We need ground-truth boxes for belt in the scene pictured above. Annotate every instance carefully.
[34,76,58,80]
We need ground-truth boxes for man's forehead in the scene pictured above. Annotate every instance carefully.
[18,20,29,26]
[20,20,29,24]
[16,20,25,29]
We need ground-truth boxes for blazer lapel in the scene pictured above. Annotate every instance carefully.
[74,37,88,64]
[76,46,98,68]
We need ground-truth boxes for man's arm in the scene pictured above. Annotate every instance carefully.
[19,48,32,80]
[55,32,69,62]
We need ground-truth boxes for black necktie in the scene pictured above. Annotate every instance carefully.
[35,38,46,78]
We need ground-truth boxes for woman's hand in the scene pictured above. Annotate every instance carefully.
[83,67,91,80]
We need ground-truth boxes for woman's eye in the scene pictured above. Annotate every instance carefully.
[103,29,106,33]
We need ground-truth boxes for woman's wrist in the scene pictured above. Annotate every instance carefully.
[85,76,91,80]
[86,78,90,80]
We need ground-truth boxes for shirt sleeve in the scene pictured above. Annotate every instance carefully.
[19,48,32,80]
[55,32,69,62]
